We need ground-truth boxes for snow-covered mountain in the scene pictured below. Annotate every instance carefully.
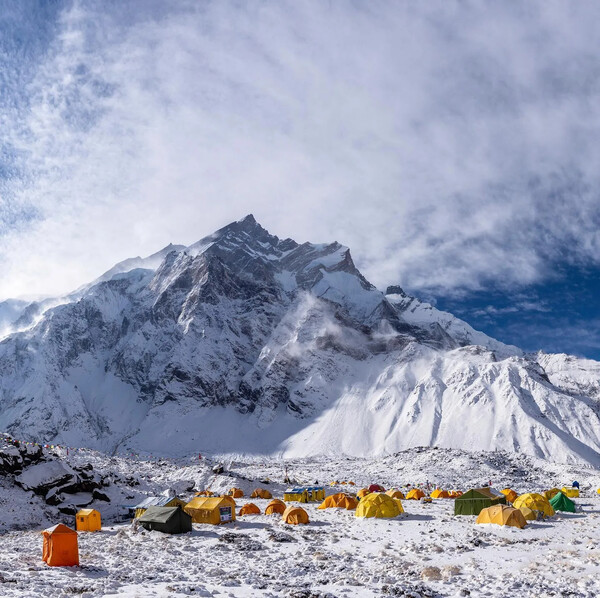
[1,215,599,464]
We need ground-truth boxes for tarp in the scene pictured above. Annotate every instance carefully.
[134,496,186,519]
[138,506,192,534]
[476,505,527,529]
[355,493,401,519]
[76,509,101,532]
[41,524,79,567]
[454,488,507,515]
[550,491,576,513]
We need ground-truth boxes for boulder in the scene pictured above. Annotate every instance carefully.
[15,461,76,495]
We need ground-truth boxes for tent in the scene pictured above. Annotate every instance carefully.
[283,486,325,502]
[561,487,579,498]
[369,484,385,493]
[518,506,538,521]
[282,506,309,525]
[406,489,425,500]
[573,481,580,489]
[239,503,261,516]
[550,492,576,513]
[543,488,562,501]
[75,509,101,532]
[196,490,214,497]
[330,481,340,486]
[454,488,507,516]
[357,488,371,499]
[318,493,358,510]
[500,489,518,503]
[386,489,405,500]
[184,496,236,525]
[134,496,186,519]
[138,506,192,534]
[228,488,244,498]
[393,498,405,514]
[251,488,273,499]
[448,490,463,498]
[355,493,401,519]
[265,499,286,515]
[476,505,527,529]
[41,524,79,567]
[430,489,450,499]
[512,493,554,518]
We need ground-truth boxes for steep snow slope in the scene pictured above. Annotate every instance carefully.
[0,215,599,464]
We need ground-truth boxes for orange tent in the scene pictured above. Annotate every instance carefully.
[386,489,405,500]
[430,489,450,499]
[406,489,425,500]
[42,524,79,567]
[318,493,358,510]
[265,499,286,515]
[250,488,273,499]
[195,490,214,497]
[239,503,261,516]
[228,488,244,498]
[282,506,309,525]
[501,488,519,503]
[357,488,371,499]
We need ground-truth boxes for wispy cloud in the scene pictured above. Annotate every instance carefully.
[1,0,600,300]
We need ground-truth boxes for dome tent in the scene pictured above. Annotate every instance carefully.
[513,493,554,518]
[356,493,401,519]
[549,491,576,513]
[318,493,358,510]
[476,505,527,529]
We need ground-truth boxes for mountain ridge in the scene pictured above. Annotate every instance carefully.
[0,215,599,464]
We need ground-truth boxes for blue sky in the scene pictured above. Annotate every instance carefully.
[0,1,599,359]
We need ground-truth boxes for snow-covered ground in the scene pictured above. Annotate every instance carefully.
[1,446,600,597]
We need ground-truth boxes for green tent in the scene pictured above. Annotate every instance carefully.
[138,506,192,534]
[549,491,576,513]
[454,488,507,516]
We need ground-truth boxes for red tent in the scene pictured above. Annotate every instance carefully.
[369,484,385,493]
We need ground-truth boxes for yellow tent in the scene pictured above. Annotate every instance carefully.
[355,493,401,519]
[543,488,561,501]
[393,498,404,513]
[239,503,261,516]
[500,488,518,503]
[75,509,101,532]
[195,490,214,497]
[318,493,358,510]
[265,499,286,515]
[250,488,273,499]
[406,488,425,500]
[561,487,579,498]
[518,506,537,521]
[184,496,236,525]
[430,489,450,499]
[476,505,527,529]
[513,493,554,517]
[228,488,244,498]
[386,489,405,500]
[330,481,340,486]
[282,506,309,525]
[357,488,371,499]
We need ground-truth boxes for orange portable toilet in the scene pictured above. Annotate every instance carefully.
[42,524,79,567]
[239,503,261,516]
[76,509,101,532]
[265,499,286,515]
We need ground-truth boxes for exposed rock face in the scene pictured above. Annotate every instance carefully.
[0,215,599,464]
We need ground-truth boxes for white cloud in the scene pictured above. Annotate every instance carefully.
[1,0,600,300]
